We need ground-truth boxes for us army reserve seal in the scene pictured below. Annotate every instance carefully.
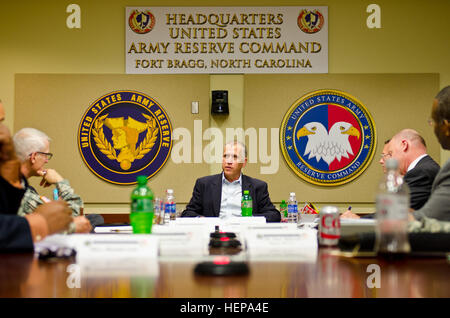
[78,90,172,185]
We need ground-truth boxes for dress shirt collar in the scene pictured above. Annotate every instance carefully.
[222,172,242,185]
[407,154,428,172]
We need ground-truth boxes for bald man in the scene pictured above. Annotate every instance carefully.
[342,129,440,219]
[384,129,440,210]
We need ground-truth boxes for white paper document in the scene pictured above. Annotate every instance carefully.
[340,218,376,225]
[94,225,133,233]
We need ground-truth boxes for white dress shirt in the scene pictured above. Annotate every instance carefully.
[219,173,242,218]
[407,154,428,172]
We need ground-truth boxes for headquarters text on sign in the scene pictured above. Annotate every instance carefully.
[126,7,328,74]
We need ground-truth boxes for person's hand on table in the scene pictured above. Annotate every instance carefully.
[73,216,92,233]
[34,201,73,234]
[340,209,361,219]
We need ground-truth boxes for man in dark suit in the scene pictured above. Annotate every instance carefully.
[412,86,450,222]
[181,141,280,222]
[384,129,440,211]
[341,129,440,219]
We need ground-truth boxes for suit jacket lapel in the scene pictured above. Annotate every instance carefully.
[212,174,222,217]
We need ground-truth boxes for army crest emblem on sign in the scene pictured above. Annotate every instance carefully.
[297,9,325,34]
[128,9,155,34]
[78,90,172,185]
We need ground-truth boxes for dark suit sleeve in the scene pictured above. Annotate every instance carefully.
[0,215,34,251]
[405,169,435,210]
[413,161,450,222]
[253,182,281,223]
[181,178,204,218]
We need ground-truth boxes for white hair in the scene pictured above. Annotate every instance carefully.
[224,140,247,159]
[13,128,51,162]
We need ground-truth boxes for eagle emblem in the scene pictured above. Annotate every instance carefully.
[280,89,376,186]
[297,121,360,165]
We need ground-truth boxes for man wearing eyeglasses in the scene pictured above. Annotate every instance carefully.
[1,100,73,249]
[342,129,440,219]
[12,128,92,233]
[412,85,450,222]
[380,129,440,211]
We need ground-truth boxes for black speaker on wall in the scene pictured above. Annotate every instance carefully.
[211,90,229,115]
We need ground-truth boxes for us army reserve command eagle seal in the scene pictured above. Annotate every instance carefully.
[78,91,172,185]
[280,89,376,186]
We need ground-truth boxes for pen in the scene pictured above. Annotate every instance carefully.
[53,189,59,200]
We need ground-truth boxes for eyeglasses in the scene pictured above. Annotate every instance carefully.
[380,151,392,160]
[428,117,449,127]
[30,151,53,160]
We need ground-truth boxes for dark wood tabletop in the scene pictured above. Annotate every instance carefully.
[1,248,449,298]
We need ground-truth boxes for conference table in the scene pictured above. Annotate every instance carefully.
[1,244,449,299]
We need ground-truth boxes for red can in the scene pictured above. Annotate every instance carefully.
[319,206,341,246]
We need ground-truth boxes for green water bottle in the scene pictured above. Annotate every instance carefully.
[280,200,288,222]
[241,190,253,217]
[130,175,154,234]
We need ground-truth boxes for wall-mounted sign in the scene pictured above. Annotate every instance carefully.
[126,6,328,74]
[280,90,376,186]
[78,91,172,185]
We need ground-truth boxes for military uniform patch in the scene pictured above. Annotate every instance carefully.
[78,91,172,185]
[280,89,376,186]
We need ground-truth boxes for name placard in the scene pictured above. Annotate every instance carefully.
[73,234,159,262]
[152,225,208,257]
[245,229,318,261]
[126,6,328,74]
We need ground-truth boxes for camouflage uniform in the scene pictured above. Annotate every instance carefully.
[17,180,83,234]
[408,216,450,233]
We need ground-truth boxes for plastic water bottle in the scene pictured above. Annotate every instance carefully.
[241,190,253,217]
[287,192,298,223]
[375,159,411,258]
[154,197,164,225]
[279,200,288,222]
[164,189,176,222]
[130,176,154,234]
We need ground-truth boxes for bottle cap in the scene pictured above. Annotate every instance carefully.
[167,189,173,194]
[136,175,147,185]
[281,200,286,203]
[244,190,249,194]
[385,158,399,170]
[290,192,295,196]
